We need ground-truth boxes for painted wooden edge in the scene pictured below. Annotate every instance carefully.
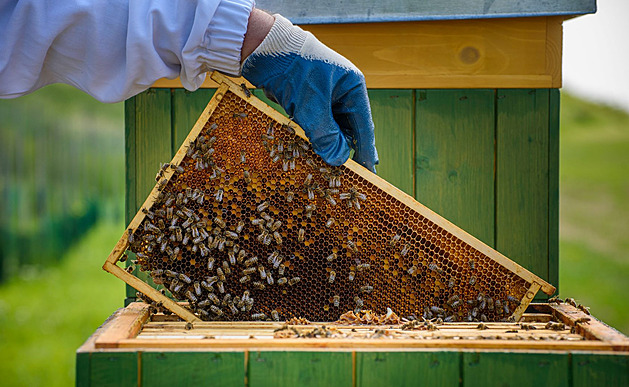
[210,71,555,298]
[548,89,560,291]
[114,338,616,351]
[511,282,542,322]
[549,303,629,351]
[155,74,555,90]
[103,261,201,324]
[546,17,563,88]
[95,302,151,349]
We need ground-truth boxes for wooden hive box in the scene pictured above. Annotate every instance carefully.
[73,1,629,386]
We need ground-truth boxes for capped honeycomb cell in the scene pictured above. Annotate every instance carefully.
[104,72,555,323]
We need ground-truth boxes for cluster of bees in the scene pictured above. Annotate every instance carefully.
[125,91,530,322]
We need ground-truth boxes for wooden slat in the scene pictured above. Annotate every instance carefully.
[248,351,353,387]
[172,89,217,155]
[463,352,569,387]
[117,338,615,351]
[550,303,629,351]
[141,352,245,387]
[369,90,414,196]
[548,89,560,290]
[415,89,495,246]
[496,89,550,281]
[90,352,138,387]
[356,351,460,387]
[511,281,542,322]
[572,353,629,387]
[153,17,564,89]
[95,302,151,349]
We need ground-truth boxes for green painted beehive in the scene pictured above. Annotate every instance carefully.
[76,1,629,386]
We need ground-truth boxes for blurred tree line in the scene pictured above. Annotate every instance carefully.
[0,85,124,282]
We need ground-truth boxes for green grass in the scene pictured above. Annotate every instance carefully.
[0,220,124,387]
[559,94,629,334]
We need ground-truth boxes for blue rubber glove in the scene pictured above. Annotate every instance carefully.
[241,15,378,173]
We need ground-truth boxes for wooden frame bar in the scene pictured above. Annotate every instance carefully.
[105,72,554,323]
[91,302,629,352]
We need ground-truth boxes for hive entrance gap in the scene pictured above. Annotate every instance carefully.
[104,72,555,323]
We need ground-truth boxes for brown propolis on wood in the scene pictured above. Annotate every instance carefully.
[104,72,554,324]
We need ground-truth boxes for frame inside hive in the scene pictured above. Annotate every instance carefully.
[103,71,555,324]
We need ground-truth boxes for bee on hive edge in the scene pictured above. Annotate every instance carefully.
[240,83,252,98]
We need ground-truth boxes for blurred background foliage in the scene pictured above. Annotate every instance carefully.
[0,85,627,386]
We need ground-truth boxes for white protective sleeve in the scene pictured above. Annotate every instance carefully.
[0,0,254,103]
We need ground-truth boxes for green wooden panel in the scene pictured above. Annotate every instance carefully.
[90,352,138,387]
[249,351,352,387]
[463,352,569,387]
[124,96,137,303]
[76,352,91,387]
[369,89,414,196]
[252,89,287,116]
[548,89,560,292]
[127,89,172,298]
[356,351,460,387]
[172,89,216,155]
[572,353,629,387]
[415,89,495,246]
[141,352,244,387]
[496,89,550,280]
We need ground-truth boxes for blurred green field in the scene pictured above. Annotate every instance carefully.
[0,90,627,386]
[558,94,629,334]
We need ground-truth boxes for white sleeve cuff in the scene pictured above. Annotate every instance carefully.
[180,0,254,90]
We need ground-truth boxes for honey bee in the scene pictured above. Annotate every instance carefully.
[407,265,417,275]
[354,296,364,308]
[273,231,283,245]
[400,244,410,257]
[210,305,224,316]
[233,111,247,119]
[333,295,340,307]
[245,256,258,267]
[217,281,225,294]
[251,313,266,320]
[286,191,294,202]
[217,268,226,281]
[258,265,267,279]
[356,263,370,271]
[326,253,337,262]
[267,272,274,285]
[239,275,250,283]
[348,271,355,281]
[120,253,128,263]
[185,290,197,303]
[253,281,266,290]
[468,259,476,270]
[325,218,336,228]
[277,277,287,285]
[237,249,247,263]
[328,270,336,283]
[243,170,252,184]
[360,285,374,293]
[271,310,280,321]
[347,240,358,253]
[240,83,251,97]
[193,281,202,296]
[257,201,269,212]
[213,188,224,202]
[390,233,401,246]
[178,273,192,284]
[298,228,305,243]
[222,261,231,275]
[448,277,455,288]
[469,276,477,286]
[288,277,301,286]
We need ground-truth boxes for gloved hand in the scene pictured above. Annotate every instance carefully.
[241,15,378,173]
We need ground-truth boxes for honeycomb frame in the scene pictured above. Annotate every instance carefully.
[104,71,555,324]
